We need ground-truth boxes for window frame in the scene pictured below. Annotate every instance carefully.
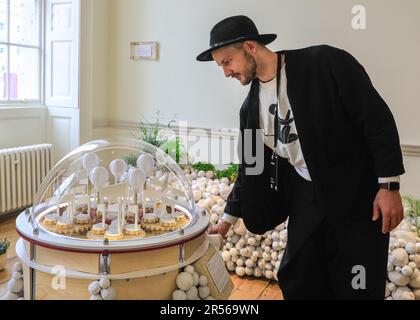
[0,0,44,106]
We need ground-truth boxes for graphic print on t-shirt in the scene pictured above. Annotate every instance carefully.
[269,104,299,144]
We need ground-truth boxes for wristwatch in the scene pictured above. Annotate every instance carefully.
[379,182,400,191]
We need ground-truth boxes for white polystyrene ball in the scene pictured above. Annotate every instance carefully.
[271,231,280,241]
[186,286,198,300]
[253,267,263,278]
[176,272,194,291]
[245,259,255,268]
[402,265,414,276]
[236,258,244,267]
[272,241,281,251]
[101,287,117,300]
[199,275,208,287]
[198,286,210,299]
[226,261,236,271]
[88,281,101,295]
[229,248,238,256]
[236,267,246,277]
[240,248,249,257]
[221,178,230,184]
[265,263,273,271]
[387,282,397,292]
[211,187,219,195]
[185,265,195,275]
[172,290,187,300]
[406,243,416,255]
[211,213,219,223]
[222,251,231,262]
[247,237,256,246]
[99,278,111,289]
[225,242,234,250]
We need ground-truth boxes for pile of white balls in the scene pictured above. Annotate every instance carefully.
[88,277,117,300]
[181,168,286,282]
[172,265,214,300]
[385,220,420,300]
[0,262,24,300]
[222,220,286,281]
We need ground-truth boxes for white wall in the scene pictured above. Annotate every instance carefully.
[91,0,111,127]
[103,0,420,136]
[89,0,420,196]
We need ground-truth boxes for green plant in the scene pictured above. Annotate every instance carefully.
[132,111,168,148]
[0,238,10,256]
[215,164,239,182]
[124,153,138,167]
[128,111,190,165]
[403,196,420,217]
[191,162,216,172]
[161,138,189,165]
[402,195,420,236]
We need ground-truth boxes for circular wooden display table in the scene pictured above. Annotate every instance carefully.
[15,205,213,300]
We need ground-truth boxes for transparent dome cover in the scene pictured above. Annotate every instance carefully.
[28,138,196,242]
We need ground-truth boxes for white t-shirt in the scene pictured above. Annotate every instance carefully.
[259,58,312,182]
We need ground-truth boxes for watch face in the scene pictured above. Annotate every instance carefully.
[389,182,400,191]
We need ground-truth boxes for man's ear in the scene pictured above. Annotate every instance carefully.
[243,41,258,55]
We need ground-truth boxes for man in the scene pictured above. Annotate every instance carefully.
[197,15,405,299]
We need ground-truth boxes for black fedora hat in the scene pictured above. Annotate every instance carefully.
[196,15,277,62]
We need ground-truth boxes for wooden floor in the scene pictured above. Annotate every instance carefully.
[0,212,282,300]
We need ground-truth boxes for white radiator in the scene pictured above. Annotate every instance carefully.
[0,144,52,215]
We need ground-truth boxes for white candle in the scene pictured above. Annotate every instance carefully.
[69,201,73,222]
[135,193,139,227]
[117,198,122,234]
[102,201,106,229]
[87,180,91,216]
[121,196,126,229]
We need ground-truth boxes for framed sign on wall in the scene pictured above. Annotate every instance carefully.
[130,41,159,60]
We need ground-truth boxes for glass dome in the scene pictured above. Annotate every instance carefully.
[28,138,198,243]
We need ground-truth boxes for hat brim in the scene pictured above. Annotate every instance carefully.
[196,33,277,62]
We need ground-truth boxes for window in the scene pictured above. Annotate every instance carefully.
[0,0,42,104]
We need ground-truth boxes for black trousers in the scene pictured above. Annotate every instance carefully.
[276,165,390,300]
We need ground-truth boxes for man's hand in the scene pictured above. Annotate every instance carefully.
[372,189,404,234]
[208,220,232,238]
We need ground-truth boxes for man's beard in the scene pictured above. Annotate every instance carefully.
[241,51,257,85]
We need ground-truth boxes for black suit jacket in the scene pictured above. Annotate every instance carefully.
[225,45,405,235]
